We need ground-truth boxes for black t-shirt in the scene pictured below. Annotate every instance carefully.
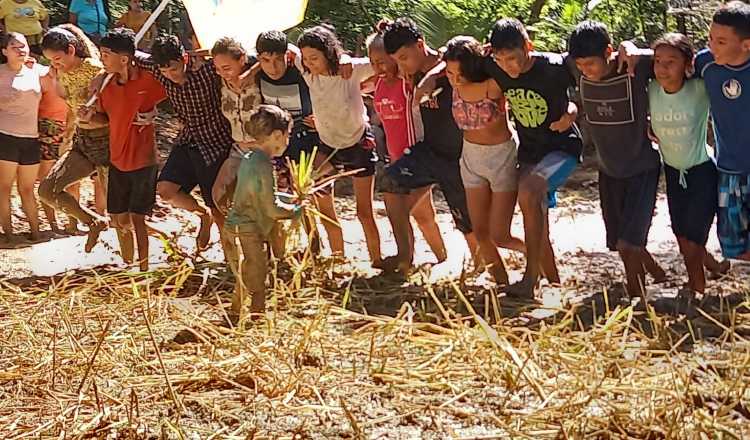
[417,73,463,161]
[258,65,313,133]
[571,55,660,178]
[485,52,582,165]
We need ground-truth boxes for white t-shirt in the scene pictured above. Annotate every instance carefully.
[298,56,373,149]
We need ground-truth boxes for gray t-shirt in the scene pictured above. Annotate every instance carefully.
[573,55,660,178]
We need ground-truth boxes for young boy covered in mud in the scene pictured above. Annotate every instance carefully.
[223,105,303,321]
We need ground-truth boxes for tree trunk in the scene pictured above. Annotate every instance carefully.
[528,0,548,24]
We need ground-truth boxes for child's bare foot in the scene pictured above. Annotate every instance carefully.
[85,220,107,253]
[27,232,44,244]
[708,259,731,279]
[197,213,212,250]
[371,258,385,270]
[649,266,668,284]
[503,277,536,300]
[380,255,412,274]
[432,247,447,264]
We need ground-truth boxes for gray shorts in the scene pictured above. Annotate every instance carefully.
[460,138,518,192]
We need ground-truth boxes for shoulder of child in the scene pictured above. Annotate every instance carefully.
[694,48,715,77]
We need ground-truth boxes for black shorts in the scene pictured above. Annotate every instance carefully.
[158,144,227,208]
[665,161,718,246]
[108,164,158,215]
[599,167,660,251]
[319,127,378,178]
[0,132,41,165]
[285,128,320,163]
[381,141,472,234]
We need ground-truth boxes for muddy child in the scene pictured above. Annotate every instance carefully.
[224,105,303,319]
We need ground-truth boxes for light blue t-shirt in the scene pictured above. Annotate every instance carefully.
[69,0,108,37]
[648,78,711,186]
[695,48,750,173]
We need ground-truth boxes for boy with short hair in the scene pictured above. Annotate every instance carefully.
[255,30,318,167]
[136,35,235,251]
[695,1,750,261]
[224,104,303,320]
[486,18,581,298]
[568,20,665,298]
[380,17,476,273]
[86,28,166,271]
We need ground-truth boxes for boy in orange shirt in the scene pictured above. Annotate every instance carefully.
[82,28,166,271]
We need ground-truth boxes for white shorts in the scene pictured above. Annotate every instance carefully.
[460,138,518,192]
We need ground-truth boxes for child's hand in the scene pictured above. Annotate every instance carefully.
[647,125,660,144]
[77,105,95,123]
[303,115,316,129]
[617,41,648,77]
[339,53,353,79]
[549,102,578,132]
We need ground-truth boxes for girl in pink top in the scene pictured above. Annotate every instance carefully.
[0,32,49,244]
[368,27,446,265]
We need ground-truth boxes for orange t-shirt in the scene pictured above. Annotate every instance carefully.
[39,70,68,123]
[99,68,166,172]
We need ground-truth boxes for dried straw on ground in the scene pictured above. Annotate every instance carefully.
[0,252,749,439]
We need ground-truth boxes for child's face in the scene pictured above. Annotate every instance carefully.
[301,47,330,75]
[100,47,130,74]
[654,45,689,88]
[214,52,246,82]
[445,60,467,87]
[158,56,189,84]
[492,46,530,79]
[129,0,141,9]
[3,36,29,65]
[575,54,610,81]
[709,22,750,65]
[43,46,76,71]
[368,47,397,78]
[390,41,425,76]
[258,51,287,80]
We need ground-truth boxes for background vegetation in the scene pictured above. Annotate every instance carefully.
[46,0,718,52]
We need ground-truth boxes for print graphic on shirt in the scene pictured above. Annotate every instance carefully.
[504,88,548,128]
[260,81,303,118]
[580,75,635,125]
[14,7,36,18]
[651,107,692,151]
[375,97,405,121]
[723,78,742,100]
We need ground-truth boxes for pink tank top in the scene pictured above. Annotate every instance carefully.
[0,64,42,138]
[451,87,505,131]
[374,77,418,161]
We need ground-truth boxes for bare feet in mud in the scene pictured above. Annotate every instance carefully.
[85,220,108,253]
[197,213,212,251]
[502,277,537,301]
[379,255,413,275]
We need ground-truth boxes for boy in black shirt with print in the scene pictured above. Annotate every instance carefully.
[568,21,666,299]
[486,19,581,298]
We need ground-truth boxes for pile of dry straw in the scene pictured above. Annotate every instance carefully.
[0,250,749,439]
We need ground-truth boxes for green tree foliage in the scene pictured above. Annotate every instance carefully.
[42,0,714,52]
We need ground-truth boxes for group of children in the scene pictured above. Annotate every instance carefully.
[1,1,750,319]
